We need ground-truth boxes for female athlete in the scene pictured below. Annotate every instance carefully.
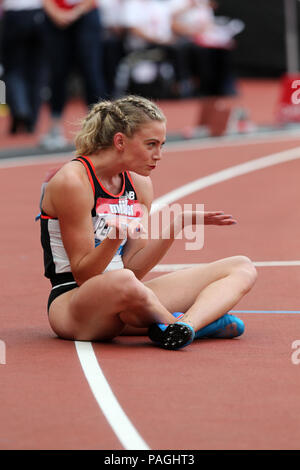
[39,95,257,350]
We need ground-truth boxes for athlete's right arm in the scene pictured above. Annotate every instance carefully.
[45,167,122,285]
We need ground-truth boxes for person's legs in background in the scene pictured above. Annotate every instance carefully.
[2,9,46,134]
[102,30,126,98]
[163,39,194,98]
[40,14,72,149]
[41,9,106,150]
[211,47,236,96]
[75,9,106,106]
[26,9,48,132]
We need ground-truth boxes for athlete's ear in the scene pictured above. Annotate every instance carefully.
[114,132,125,151]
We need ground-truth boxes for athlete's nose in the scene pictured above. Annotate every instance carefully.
[154,147,163,161]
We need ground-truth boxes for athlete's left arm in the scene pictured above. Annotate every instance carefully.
[122,173,237,280]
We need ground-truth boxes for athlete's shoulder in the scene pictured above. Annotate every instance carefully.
[43,160,94,216]
[48,160,89,190]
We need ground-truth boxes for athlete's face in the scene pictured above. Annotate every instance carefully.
[121,120,166,176]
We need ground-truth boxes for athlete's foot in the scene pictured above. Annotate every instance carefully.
[194,313,245,339]
[148,316,195,350]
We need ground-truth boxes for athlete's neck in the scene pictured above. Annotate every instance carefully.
[87,150,126,180]
[86,151,125,194]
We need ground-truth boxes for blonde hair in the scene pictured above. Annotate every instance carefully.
[75,95,166,156]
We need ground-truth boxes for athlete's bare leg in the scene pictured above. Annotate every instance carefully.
[48,256,256,341]
[48,269,177,341]
[144,256,257,332]
[121,255,256,335]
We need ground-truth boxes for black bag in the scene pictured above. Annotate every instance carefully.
[114,48,176,99]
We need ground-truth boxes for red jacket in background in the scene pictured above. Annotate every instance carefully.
[53,0,96,10]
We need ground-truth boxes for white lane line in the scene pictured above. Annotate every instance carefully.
[151,145,300,212]
[74,144,300,450]
[231,310,300,314]
[0,133,298,449]
[0,148,151,449]
[152,261,300,272]
[1,126,300,168]
[0,152,72,168]
[165,126,300,152]
[252,260,300,267]
[75,341,150,450]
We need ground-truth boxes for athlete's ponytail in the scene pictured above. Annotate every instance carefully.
[75,95,166,156]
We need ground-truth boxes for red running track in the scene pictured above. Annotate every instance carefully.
[1,132,300,450]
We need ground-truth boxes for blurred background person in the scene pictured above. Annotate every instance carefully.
[171,0,244,97]
[1,0,47,134]
[99,0,126,98]
[116,0,192,98]
[40,0,106,150]
[122,0,175,52]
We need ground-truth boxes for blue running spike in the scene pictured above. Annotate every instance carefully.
[153,312,185,332]
[195,314,245,339]
[172,312,185,321]
[148,314,195,350]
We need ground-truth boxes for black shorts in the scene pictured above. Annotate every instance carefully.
[47,282,78,312]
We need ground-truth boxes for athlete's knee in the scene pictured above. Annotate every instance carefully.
[231,256,257,292]
[117,269,149,309]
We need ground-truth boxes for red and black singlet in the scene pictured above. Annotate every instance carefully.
[40,156,143,289]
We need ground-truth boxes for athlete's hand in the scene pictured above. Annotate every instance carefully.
[178,210,237,228]
[203,211,237,225]
[106,216,146,240]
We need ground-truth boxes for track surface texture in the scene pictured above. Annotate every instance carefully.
[1,80,300,450]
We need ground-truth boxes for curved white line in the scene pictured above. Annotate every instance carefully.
[75,341,149,450]
[152,261,300,271]
[2,140,297,449]
[165,127,300,152]
[1,127,300,169]
[0,152,72,168]
[75,144,300,450]
[1,125,300,169]
[151,145,300,212]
